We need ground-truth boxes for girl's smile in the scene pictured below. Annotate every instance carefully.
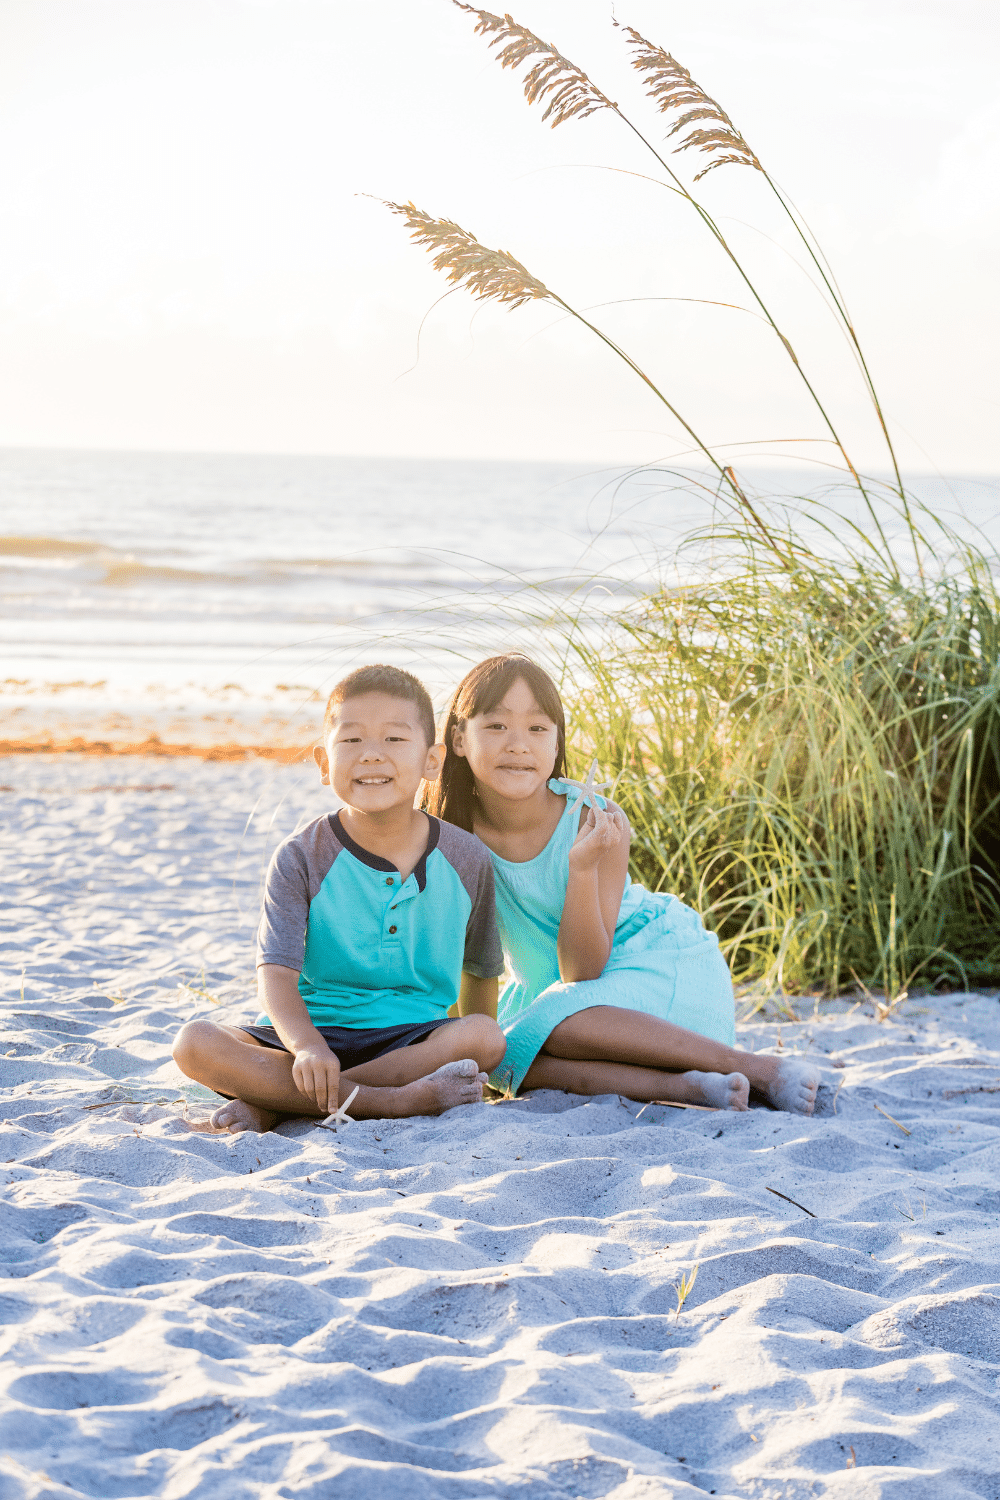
[452,678,560,804]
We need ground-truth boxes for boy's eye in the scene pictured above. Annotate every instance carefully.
[386,735,408,742]
[484,721,506,731]
[339,735,362,743]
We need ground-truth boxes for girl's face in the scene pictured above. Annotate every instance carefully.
[452,676,560,802]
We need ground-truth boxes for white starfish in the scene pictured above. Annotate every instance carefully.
[561,757,612,807]
[317,1083,360,1132]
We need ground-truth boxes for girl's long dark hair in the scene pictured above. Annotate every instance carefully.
[425,653,567,832]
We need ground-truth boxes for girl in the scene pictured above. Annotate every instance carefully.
[427,653,821,1114]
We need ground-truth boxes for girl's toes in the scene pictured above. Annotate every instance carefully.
[680,1069,749,1111]
[724,1072,751,1111]
[767,1061,821,1115]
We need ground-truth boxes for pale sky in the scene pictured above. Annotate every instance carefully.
[0,0,996,473]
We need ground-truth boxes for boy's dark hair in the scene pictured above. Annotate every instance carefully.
[323,664,436,747]
[424,653,566,832]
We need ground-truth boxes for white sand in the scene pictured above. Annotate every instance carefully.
[2,754,999,1500]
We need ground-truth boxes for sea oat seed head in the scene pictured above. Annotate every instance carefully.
[621,25,761,179]
[382,200,552,309]
[454,4,614,127]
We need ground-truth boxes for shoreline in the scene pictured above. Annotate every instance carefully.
[0,735,312,761]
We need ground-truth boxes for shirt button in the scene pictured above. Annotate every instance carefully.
[388,925,397,934]
[385,877,394,886]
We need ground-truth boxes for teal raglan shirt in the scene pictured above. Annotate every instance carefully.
[255,812,504,1028]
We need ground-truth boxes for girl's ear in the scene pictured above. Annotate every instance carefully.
[451,722,467,759]
[313,743,330,786]
[422,740,446,783]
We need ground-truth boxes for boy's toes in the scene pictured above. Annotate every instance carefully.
[419,1061,488,1114]
[432,1058,481,1079]
[209,1101,242,1131]
[209,1099,275,1134]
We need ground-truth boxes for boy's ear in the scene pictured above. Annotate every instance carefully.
[422,740,446,783]
[313,743,330,785]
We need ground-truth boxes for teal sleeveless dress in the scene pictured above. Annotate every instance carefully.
[489,779,736,1095]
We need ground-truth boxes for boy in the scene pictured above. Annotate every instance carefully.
[173,664,507,1133]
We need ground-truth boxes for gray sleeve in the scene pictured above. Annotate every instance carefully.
[256,817,341,971]
[437,823,505,980]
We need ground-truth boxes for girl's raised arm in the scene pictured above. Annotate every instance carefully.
[557,804,631,983]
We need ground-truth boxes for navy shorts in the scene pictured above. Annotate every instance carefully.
[238,1017,456,1071]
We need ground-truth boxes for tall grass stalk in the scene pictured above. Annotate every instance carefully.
[448,5,912,562]
[380,198,772,539]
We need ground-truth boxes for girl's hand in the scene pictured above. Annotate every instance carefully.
[292,1044,342,1115]
[557,801,631,982]
[568,803,627,875]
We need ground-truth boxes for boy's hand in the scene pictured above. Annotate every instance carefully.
[568,804,627,875]
[291,1044,342,1115]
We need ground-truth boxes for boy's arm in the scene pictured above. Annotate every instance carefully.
[258,964,341,1115]
[457,972,498,1019]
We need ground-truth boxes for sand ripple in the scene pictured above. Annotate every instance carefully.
[2,756,999,1498]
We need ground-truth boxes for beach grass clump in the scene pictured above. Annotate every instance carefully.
[560,519,1000,998]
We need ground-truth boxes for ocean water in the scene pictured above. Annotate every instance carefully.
[2,448,998,747]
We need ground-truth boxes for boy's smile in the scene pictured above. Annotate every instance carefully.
[314,691,444,820]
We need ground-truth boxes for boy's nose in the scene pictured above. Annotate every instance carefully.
[359,744,386,761]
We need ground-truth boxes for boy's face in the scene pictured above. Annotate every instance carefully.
[314,692,444,815]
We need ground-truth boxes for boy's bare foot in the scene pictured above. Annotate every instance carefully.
[678,1069,750,1111]
[210,1099,280,1135]
[747,1056,822,1115]
[394,1058,488,1117]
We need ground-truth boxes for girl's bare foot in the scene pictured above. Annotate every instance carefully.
[393,1058,488,1117]
[210,1098,280,1134]
[746,1056,822,1115]
[678,1070,750,1111]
